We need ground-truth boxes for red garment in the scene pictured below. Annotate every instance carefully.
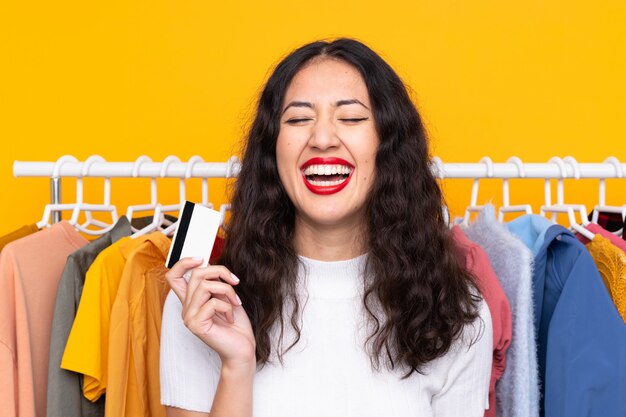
[210,235,224,263]
[451,226,512,417]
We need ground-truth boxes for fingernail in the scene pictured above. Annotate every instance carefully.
[236,295,243,305]
[192,256,203,261]
[231,273,240,283]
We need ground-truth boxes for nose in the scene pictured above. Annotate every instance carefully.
[308,117,340,151]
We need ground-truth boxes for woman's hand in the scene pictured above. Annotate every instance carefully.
[165,257,256,370]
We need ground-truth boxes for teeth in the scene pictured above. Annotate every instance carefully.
[308,178,347,186]
[303,164,353,176]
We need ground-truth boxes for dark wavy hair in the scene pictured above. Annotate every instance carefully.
[218,38,480,376]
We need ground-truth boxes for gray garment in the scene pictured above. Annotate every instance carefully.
[46,217,131,417]
[463,205,539,417]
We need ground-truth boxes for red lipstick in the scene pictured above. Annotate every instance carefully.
[300,157,354,195]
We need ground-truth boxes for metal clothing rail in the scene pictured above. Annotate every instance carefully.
[12,155,626,225]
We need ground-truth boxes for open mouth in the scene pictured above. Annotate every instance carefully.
[302,164,352,186]
[300,158,355,195]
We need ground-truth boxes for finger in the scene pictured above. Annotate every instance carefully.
[188,280,242,312]
[200,297,235,325]
[184,264,238,303]
[185,298,235,334]
[195,265,241,286]
[165,256,204,284]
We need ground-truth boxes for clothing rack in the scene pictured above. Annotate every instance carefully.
[13,155,626,180]
[13,155,626,224]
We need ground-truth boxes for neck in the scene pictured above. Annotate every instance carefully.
[293,215,367,261]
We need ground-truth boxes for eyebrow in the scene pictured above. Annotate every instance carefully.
[282,98,370,114]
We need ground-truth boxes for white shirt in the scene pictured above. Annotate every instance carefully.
[160,254,492,416]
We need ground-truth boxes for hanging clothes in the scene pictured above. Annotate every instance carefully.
[0,221,88,417]
[463,205,539,417]
[585,235,626,323]
[576,222,626,253]
[46,217,131,417]
[60,236,136,402]
[451,225,512,417]
[104,232,171,417]
[507,215,626,417]
[0,223,39,252]
[588,210,625,238]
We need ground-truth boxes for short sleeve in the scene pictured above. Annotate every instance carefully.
[431,298,493,417]
[160,290,222,413]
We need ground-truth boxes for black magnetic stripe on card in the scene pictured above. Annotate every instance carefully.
[167,201,195,268]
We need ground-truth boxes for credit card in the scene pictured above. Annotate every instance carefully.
[165,201,221,269]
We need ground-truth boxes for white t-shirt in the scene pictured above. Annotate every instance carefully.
[160,254,492,417]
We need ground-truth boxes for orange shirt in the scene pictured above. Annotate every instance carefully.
[0,221,88,417]
[105,232,171,417]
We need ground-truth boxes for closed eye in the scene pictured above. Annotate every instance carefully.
[339,117,369,123]
[285,118,313,125]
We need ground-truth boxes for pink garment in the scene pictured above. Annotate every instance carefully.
[0,221,88,417]
[451,226,512,417]
[576,223,626,253]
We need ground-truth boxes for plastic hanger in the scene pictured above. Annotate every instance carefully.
[461,157,494,226]
[431,156,451,226]
[539,156,594,240]
[126,156,161,234]
[68,155,119,235]
[37,155,80,229]
[161,155,215,236]
[590,156,625,236]
[498,156,532,222]
[131,156,183,238]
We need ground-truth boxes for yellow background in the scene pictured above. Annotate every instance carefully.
[2,0,626,234]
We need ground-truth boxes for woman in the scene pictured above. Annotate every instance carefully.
[161,38,492,417]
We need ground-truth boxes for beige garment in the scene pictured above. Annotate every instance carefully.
[0,221,88,417]
[587,234,626,323]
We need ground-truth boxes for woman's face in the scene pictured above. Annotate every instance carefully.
[276,57,379,231]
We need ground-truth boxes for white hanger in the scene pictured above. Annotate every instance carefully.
[131,155,184,238]
[126,156,160,234]
[498,156,533,222]
[160,155,215,236]
[540,156,594,240]
[461,157,493,226]
[68,155,119,235]
[37,155,80,229]
[431,156,451,226]
[591,156,625,236]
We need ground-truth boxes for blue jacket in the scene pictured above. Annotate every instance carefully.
[508,216,626,417]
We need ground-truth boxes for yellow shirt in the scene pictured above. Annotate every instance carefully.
[61,236,149,401]
[105,232,171,417]
[587,234,626,323]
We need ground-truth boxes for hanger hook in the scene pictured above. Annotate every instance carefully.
[132,155,153,178]
[431,156,445,179]
[52,155,79,178]
[548,156,567,178]
[81,155,105,177]
[186,155,204,179]
[160,155,182,178]
[604,156,623,178]
[563,156,581,179]
[506,156,526,178]
[226,156,240,178]
[479,156,494,177]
